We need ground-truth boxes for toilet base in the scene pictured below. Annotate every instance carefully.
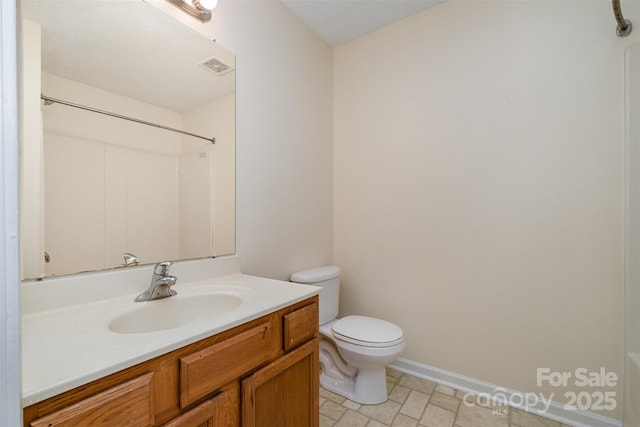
[320,365,388,405]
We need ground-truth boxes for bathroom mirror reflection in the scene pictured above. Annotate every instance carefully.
[19,0,236,280]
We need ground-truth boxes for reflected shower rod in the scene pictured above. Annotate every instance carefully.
[40,94,216,144]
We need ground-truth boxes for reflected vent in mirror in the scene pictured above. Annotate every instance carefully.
[200,57,233,75]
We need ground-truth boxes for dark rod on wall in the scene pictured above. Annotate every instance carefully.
[40,93,216,144]
[613,0,632,37]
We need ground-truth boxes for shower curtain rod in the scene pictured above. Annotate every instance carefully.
[40,94,216,145]
[613,0,632,37]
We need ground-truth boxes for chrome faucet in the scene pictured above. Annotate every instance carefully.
[123,252,140,267]
[134,261,178,302]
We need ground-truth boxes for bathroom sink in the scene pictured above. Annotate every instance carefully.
[109,293,243,334]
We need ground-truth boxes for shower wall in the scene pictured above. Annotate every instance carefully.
[43,133,181,276]
[625,43,640,427]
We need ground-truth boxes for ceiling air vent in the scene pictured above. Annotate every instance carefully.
[200,57,233,76]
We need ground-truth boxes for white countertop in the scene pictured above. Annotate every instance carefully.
[21,256,319,407]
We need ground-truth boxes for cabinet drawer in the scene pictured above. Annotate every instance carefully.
[283,302,318,352]
[180,321,274,408]
[30,372,154,427]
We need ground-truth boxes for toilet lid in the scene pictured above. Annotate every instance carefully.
[332,315,404,348]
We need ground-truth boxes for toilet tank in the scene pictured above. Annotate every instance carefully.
[290,266,341,325]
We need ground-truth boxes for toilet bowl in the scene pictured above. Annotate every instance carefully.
[319,316,405,404]
[290,266,405,404]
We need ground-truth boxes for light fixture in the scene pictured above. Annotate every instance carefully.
[164,0,216,23]
[195,0,218,10]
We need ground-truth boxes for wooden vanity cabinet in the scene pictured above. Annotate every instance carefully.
[23,296,319,427]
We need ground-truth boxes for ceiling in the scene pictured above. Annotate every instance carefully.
[280,0,446,47]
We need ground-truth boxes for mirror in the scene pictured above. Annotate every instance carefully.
[20,0,236,280]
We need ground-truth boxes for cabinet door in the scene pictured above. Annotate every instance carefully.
[241,339,319,427]
[162,382,239,427]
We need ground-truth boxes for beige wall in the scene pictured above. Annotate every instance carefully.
[334,0,640,418]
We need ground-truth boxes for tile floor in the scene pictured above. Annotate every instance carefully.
[319,368,573,427]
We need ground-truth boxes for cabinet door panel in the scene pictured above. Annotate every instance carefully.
[242,339,319,427]
[30,373,154,427]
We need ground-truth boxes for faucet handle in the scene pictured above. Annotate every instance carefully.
[154,261,172,276]
[123,253,140,267]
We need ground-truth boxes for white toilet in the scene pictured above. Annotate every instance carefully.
[290,266,405,405]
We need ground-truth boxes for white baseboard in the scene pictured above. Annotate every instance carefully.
[389,358,622,427]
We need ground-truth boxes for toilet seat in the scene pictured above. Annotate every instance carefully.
[332,315,404,348]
